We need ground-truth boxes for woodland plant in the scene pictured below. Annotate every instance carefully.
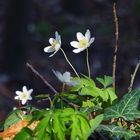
[0,3,140,140]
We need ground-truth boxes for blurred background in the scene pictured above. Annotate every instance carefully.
[0,0,140,121]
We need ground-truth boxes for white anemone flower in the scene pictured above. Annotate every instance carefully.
[15,86,33,105]
[70,29,95,53]
[53,70,71,84]
[53,70,77,86]
[44,31,61,57]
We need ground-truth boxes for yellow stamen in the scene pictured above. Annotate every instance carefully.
[79,39,88,48]
[21,93,28,99]
[51,40,57,50]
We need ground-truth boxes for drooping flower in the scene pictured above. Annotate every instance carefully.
[53,70,77,86]
[15,86,33,105]
[70,29,95,53]
[44,31,61,57]
[53,70,71,83]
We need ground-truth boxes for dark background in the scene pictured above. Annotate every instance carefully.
[0,0,140,121]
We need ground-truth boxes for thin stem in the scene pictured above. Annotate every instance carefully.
[62,83,65,92]
[86,48,91,78]
[128,59,140,92]
[112,3,119,89]
[26,63,58,95]
[60,48,80,78]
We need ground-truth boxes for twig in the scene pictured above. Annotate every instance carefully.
[128,59,140,92]
[26,62,58,94]
[112,3,119,89]
[61,97,80,108]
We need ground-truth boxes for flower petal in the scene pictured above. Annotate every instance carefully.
[85,29,91,41]
[23,86,28,93]
[28,96,32,100]
[15,91,22,95]
[77,32,85,41]
[89,37,95,45]
[63,72,71,82]
[73,48,85,53]
[49,38,54,44]
[21,100,27,105]
[55,31,61,44]
[70,41,79,48]
[44,46,54,53]
[53,70,63,82]
[14,96,19,100]
[28,89,33,94]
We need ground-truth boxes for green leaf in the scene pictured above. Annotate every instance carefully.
[35,94,50,99]
[96,75,112,88]
[105,87,117,103]
[53,111,66,140]
[70,114,90,140]
[14,127,32,140]
[4,109,24,129]
[34,114,51,140]
[79,86,99,97]
[104,89,140,121]
[86,114,103,138]
[97,124,137,139]
[71,76,96,92]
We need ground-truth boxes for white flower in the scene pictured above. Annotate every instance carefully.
[53,70,71,83]
[14,86,33,105]
[44,31,61,57]
[70,29,95,53]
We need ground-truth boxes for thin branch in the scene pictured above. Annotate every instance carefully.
[128,59,140,92]
[112,3,119,89]
[61,97,80,109]
[26,62,58,94]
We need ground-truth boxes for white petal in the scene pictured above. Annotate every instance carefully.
[15,91,22,95]
[53,70,63,82]
[85,29,91,41]
[28,89,33,94]
[63,72,71,82]
[23,86,28,93]
[14,96,19,100]
[28,96,32,100]
[21,100,27,105]
[44,46,54,53]
[70,41,79,48]
[89,37,95,45]
[73,48,85,53]
[77,32,85,41]
[49,38,54,44]
[55,31,61,43]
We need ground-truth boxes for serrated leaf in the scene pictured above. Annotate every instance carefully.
[104,89,140,121]
[70,114,90,140]
[96,75,112,88]
[79,86,99,97]
[53,111,66,140]
[106,87,117,103]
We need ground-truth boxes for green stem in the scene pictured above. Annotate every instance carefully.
[60,48,80,78]
[86,48,91,78]
[62,83,65,92]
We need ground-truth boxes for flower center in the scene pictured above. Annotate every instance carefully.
[79,39,88,48]
[51,40,57,49]
[21,92,28,100]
